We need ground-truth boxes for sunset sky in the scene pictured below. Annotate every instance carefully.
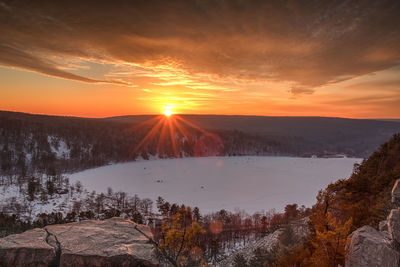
[1,0,399,118]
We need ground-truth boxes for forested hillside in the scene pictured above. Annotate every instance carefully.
[276,133,400,266]
[111,114,400,158]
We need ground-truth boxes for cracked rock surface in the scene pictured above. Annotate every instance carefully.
[0,228,56,267]
[0,217,158,267]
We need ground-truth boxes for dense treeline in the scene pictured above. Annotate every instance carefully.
[152,196,309,266]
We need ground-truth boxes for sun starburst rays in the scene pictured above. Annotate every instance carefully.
[130,113,223,159]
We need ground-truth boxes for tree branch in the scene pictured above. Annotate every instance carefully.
[176,214,187,262]
[134,224,179,267]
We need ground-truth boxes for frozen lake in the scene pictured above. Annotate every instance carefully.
[70,156,361,213]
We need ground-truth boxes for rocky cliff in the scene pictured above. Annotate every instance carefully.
[345,179,400,267]
[0,217,158,267]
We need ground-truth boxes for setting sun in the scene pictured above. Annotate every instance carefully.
[164,109,173,117]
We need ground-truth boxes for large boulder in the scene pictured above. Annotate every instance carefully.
[0,217,159,267]
[392,179,400,207]
[0,228,57,267]
[345,226,400,267]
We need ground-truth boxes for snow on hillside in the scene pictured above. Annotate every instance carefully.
[69,156,362,213]
[0,180,90,221]
[48,135,70,159]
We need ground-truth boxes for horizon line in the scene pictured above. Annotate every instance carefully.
[1,109,399,121]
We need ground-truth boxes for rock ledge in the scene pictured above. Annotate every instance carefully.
[0,217,158,267]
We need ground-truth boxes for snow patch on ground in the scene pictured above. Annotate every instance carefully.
[48,135,70,159]
[0,182,89,221]
[69,156,361,213]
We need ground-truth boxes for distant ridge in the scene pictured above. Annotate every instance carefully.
[1,110,400,158]
[106,113,400,136]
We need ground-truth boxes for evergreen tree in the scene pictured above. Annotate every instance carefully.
[27,177,37,201]
[208,238,223,264]
[156,196,165,213]
[261,216,268,237]
[233,253,248,267]
[40,190,48,202]
[193,207,201,222]
[46,180,55,196]
[249,248,275,267]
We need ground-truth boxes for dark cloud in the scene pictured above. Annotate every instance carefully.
[1,0,400,88]
[0,44,132,85]
[0,44,102,83]
[289,86,315,96]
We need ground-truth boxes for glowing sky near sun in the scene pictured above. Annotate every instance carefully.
[0,0,399,118]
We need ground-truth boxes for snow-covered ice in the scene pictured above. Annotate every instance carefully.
[69,156,361,213]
